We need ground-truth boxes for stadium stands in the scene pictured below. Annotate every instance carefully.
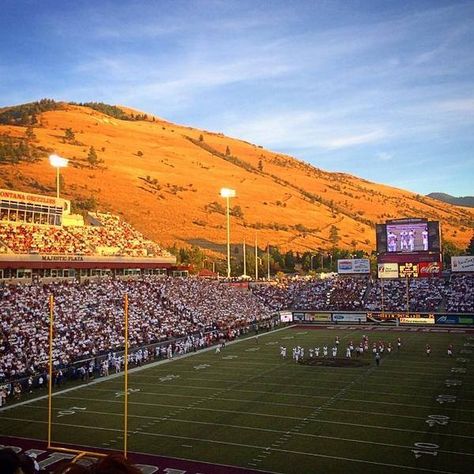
[0,212,171,258]
[0,277,274,384]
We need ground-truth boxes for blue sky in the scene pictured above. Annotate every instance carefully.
[1,0,473,196]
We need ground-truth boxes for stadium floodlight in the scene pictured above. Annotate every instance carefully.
[49,154,69,199]
[219,188,236,278]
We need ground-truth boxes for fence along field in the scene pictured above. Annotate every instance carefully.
[1,326,473,473]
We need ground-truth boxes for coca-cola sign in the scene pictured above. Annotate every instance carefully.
[419,261,442,277]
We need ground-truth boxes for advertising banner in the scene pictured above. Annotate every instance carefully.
[279,311,293,323]
[378,263,399,279]
[451,256,474,273]
[399,316,435,324]
[418,261,442,277]
[435,314,474,325]
[338,259,370,274]
[399,262,419,278]
[368,312,433,321]
[305,312,331,322]
[293,312,305,322]
[332,313,367,322]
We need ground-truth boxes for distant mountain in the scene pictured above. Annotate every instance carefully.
[0,100,473,254]
[427,193,474,208]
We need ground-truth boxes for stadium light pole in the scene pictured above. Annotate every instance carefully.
[267,244,270,280]
[243,239,248,278]
[49,154,69,200]
[255,232,258,280]
[220,188,236,279]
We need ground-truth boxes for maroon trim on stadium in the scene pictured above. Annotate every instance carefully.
[0,436,271,474]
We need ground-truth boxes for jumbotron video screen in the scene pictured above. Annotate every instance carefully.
[376,219,440,255]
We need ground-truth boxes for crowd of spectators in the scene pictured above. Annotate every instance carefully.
[0,277,274,387]
[364,278,447,312]
[1,272,473,406]
[445,275,474,312]
[0,223,92,255]
[251,274,472,314]
[0,213,171,258]
[251,276,368,311]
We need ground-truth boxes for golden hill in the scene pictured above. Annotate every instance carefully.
[0,101,472,255]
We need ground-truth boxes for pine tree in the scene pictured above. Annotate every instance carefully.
[225,146,231,156]
[25,127,36,142]
[64,128,75,142]
[87,146,99,167]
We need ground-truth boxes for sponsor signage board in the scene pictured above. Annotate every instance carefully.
[368,312,434,320]
[435,314,474,325]
[305,312,331,322]
[451,256,474,273]
[399,316,435,324]
[293,312,305,322]
[418,261,442,277]
[378,263,399,279]
[332,313,367,322]
[279,311,293,323]
[399,262,419,278]
[337,258,370,274]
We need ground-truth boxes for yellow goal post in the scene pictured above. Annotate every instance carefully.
[47,293,130,462]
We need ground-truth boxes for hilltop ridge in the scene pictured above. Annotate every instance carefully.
[0,100,472,255]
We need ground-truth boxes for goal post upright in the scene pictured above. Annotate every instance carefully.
[46,292,130,462]
[47,295,54,449]
[124,292,129,458]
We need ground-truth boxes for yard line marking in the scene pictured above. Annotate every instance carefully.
[125,373,464,396]
[79,383,474,412]
[0,417,465,473]
[86,380,472,403]
[36,389,474,433]
[26,400,474,443]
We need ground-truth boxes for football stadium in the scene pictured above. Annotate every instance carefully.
[1,189,473,474]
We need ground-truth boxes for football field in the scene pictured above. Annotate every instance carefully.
[1,326,473,473]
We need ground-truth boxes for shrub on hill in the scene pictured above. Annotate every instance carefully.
[0,134,48,163]
[0,99,61,126]
[72,102,131,120]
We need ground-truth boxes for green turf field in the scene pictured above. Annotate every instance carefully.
[1,326,473,473]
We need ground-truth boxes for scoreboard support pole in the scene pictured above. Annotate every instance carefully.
[47,294,131,462]
[406,275,410,314]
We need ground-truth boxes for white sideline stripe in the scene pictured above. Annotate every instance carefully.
[0,325,291,413]
[0,417,464,473]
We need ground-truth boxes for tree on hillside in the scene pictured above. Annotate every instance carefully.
[258,158,263,171]
[442,240,463,267]
[64,128,75,142]
[230,205,244,218]
[466,236,474,255]
[329,225,340,245]
[25,127,36,142]
[199,134,204,142]
[87,146,99,167]
[225,146,231,156]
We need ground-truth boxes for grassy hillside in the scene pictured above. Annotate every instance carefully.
[0,101,472,254]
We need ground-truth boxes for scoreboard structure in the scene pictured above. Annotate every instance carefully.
[376,218,442,278]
